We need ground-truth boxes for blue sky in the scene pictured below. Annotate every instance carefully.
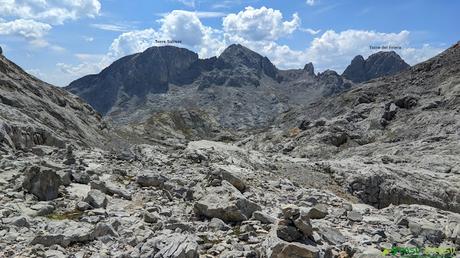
[0,0,458,86]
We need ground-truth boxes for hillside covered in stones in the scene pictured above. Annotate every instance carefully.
[0,41,459,258]
[0,53,107,152]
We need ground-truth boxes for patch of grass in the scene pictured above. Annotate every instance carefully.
[199,234,221,244]
[115,174,135,185]
[46,210,83,221]
[232,225,242,236]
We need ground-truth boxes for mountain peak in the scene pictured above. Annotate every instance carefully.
[351,55,365,64]
[217,44,277,78]
[342,51,409,83]
[221,44,251,54]
[218,44,264,65]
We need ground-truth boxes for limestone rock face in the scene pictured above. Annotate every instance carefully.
[22,166,62,201]
[342,51,410,83]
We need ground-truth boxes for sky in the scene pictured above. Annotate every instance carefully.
[0,0,458,86]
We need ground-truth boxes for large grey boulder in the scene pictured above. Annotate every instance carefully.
[276,220,303,242]
[445,214,460,245]
[319,227,347,245]
[92,222,119,238]
[306,204,329,219]
[84,189,108,209]
[194,181,261,222]
[90,180,132,200]
[252,211,276,224]
[269,242,319,258]
[263,228,319,258]
[30,221,94,247]
[141,234,199,258]
[215,166,246,192]
[137,171,168,188]
[408,218,445,243]
[22,166,63,201]
[278,204,313,241]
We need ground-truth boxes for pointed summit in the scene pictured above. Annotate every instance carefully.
[303,62,315,76]
[342,51,409,83]
[217,44,277,78]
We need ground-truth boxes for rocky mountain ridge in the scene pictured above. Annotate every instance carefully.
[66,45,361,139]
[0,53,107,152]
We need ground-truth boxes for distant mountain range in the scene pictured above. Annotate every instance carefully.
[66,44,410,139]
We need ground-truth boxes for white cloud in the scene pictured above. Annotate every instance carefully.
[223,6,300,41]
[0,19,51,38]
[193,11,227,18]
[176,0,196,8]
[306,0,316,6]
[157,11,227,18]
[105,28,160,61]
[91,23,131,32]
[301,28,321,35]
[83,36,94,42]
[26,68,46,79]
[400,43,443,65]
[160,10,205,46]
[305,29,412,71]
[105,10,227,61]
[57,54,105,79]
[0,0,101,25]
[0,0,102,50]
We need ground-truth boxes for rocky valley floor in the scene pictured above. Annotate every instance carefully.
[0,139,459,257]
